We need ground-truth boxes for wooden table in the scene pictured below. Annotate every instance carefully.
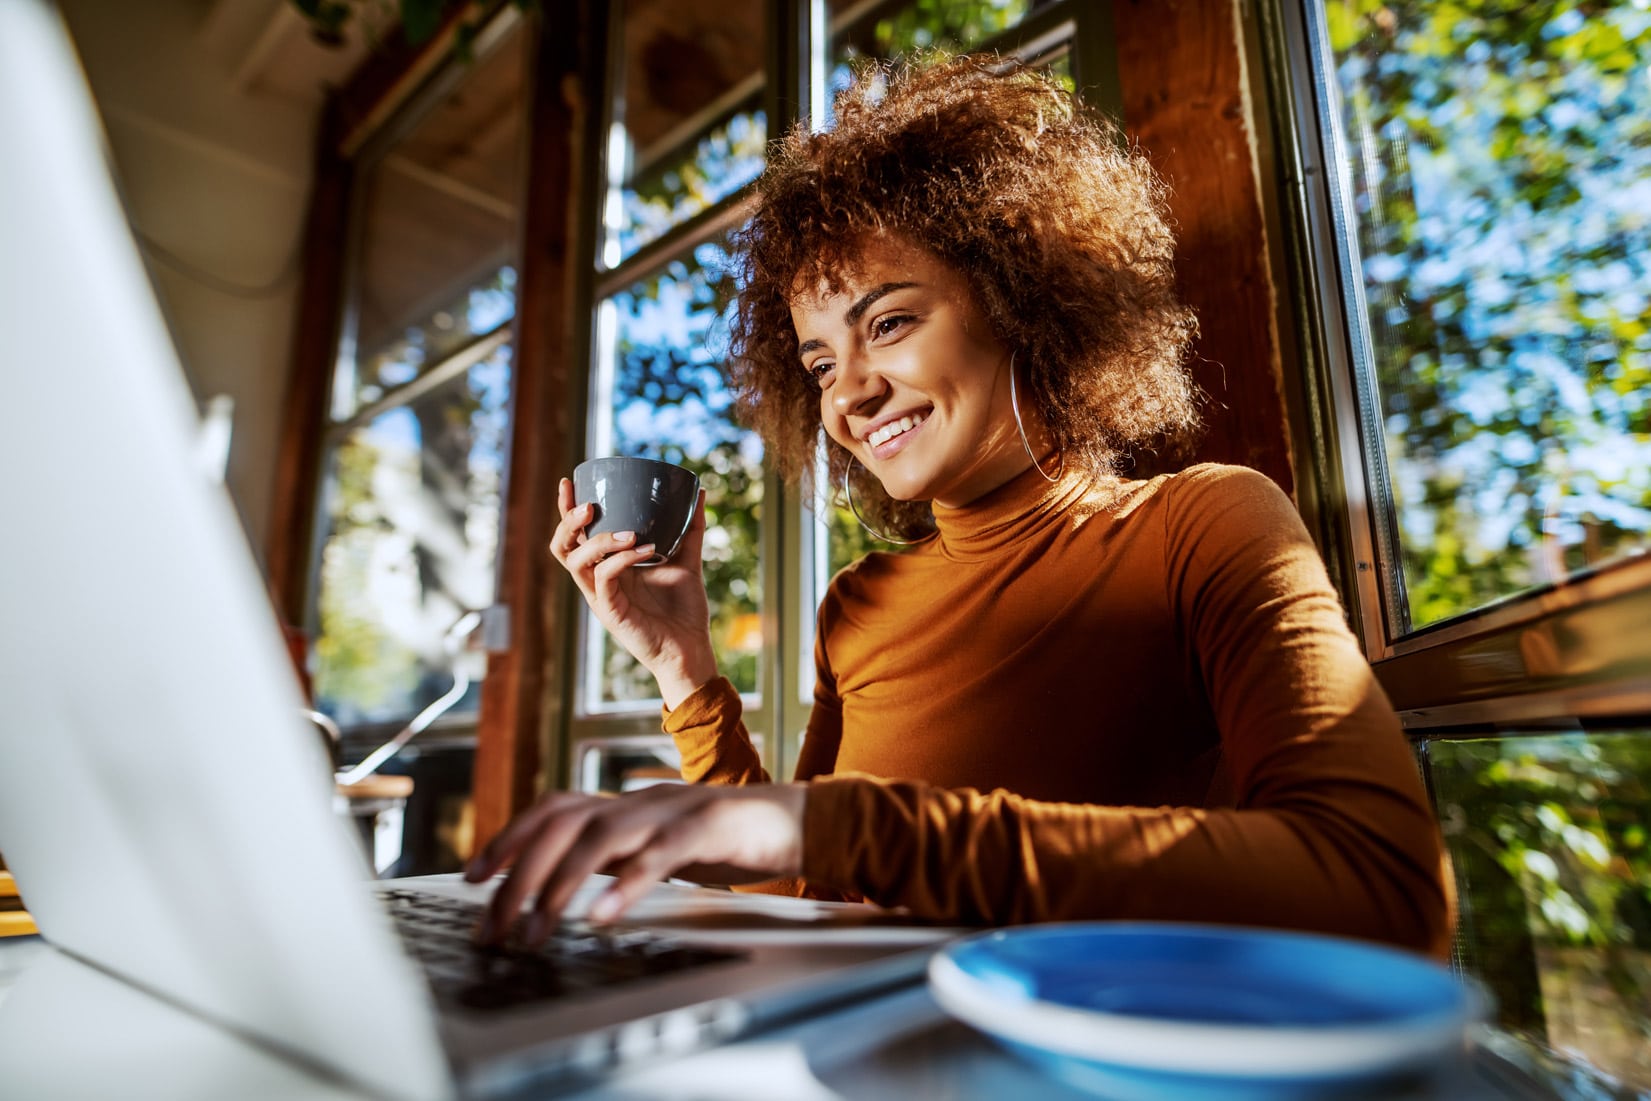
[0,872,36,939]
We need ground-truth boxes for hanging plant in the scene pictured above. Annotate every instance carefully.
[290,0,537,51]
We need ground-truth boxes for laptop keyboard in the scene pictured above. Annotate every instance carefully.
[379,888,746,1014]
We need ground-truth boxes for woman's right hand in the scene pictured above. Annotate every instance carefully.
[550,477,719,708]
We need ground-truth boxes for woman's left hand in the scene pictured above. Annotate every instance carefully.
[464,782,808,943]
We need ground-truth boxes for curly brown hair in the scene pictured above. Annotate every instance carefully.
[726,53,1200,538]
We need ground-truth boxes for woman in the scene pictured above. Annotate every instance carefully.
[467,55,1453,957]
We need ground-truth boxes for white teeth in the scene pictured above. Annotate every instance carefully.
[868,412,926,447]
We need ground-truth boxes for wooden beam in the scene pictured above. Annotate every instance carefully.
[266,100,349,628]
[471,9,587,847]
[1111,0,1295,496]
[332,4,498,158]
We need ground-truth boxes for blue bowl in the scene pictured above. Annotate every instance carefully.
[928,923,1486,1100]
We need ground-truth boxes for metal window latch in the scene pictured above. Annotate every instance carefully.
[481,604,511,652]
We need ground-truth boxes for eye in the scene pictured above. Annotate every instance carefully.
[870,313,915,340]
[805,359,837,388]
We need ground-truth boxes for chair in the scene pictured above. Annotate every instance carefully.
[306,611,482,875]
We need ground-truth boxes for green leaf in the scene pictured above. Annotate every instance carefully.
[399,0,445,45]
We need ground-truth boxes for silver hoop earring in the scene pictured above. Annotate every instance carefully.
[841,458,936,546]
[1009,352,1062,483]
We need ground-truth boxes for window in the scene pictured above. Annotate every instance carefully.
[1424,731,1650,1087]
[829,0,1039,72]
[570,0,777,786]
[1274,0,1651,1091]
[1314,0,1651,637]
[571,0,1113,786]
[601,1,767,265]
[584,238,764,710]
[306,21,526,735]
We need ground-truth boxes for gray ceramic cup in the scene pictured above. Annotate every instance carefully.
[572,456,699,567]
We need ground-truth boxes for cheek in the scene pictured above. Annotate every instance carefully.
[817,392,852,447]
[821,418,857,452]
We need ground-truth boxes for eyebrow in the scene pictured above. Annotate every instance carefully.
[796,282,920,358]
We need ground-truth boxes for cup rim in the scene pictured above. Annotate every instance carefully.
[574,455,696,478]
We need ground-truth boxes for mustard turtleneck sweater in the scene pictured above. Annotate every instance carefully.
[662,462,1454,958]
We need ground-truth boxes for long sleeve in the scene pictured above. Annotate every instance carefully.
[793,628,845,782]
[661,677,769,785]
[658,651,845,784]
[798,466,1454,957]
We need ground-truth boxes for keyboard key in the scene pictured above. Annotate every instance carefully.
[376,889,745,1014]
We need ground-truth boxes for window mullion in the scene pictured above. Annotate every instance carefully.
[763,0,815,781]
[331,321,511,433]
[593,191,756,302]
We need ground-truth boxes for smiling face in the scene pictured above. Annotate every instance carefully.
[790,235,1034,508]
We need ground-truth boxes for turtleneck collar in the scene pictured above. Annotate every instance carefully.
[929,459,1107,561]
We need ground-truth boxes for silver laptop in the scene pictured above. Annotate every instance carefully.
[0,4,949,1098]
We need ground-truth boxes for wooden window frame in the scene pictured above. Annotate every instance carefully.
[1249,0,1651,727]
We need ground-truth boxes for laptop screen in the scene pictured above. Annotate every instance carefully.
[0,4,448,1098]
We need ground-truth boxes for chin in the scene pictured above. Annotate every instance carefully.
[872,472,934,502]
[879,483,922,502]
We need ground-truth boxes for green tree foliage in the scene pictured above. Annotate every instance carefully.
[1432,733,1651,1081]
[313,433,423,716]
[619,109,767,261]
[1325,0,1651,630]
[599,244,765,702]
[312,271,513,725]
[838,0,1030,60]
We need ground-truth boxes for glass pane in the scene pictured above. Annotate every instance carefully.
[308,22,524,729]
[336,27,525,421]
[830,0,1037,80]
[1321,1,1651,632]
[586,240,763,708]
[312,351,512,725]
[1427,732,1651,1091]
[341,269,517,417]
[604,0,767,265]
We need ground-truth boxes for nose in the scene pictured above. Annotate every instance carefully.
[830,350,887,420]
